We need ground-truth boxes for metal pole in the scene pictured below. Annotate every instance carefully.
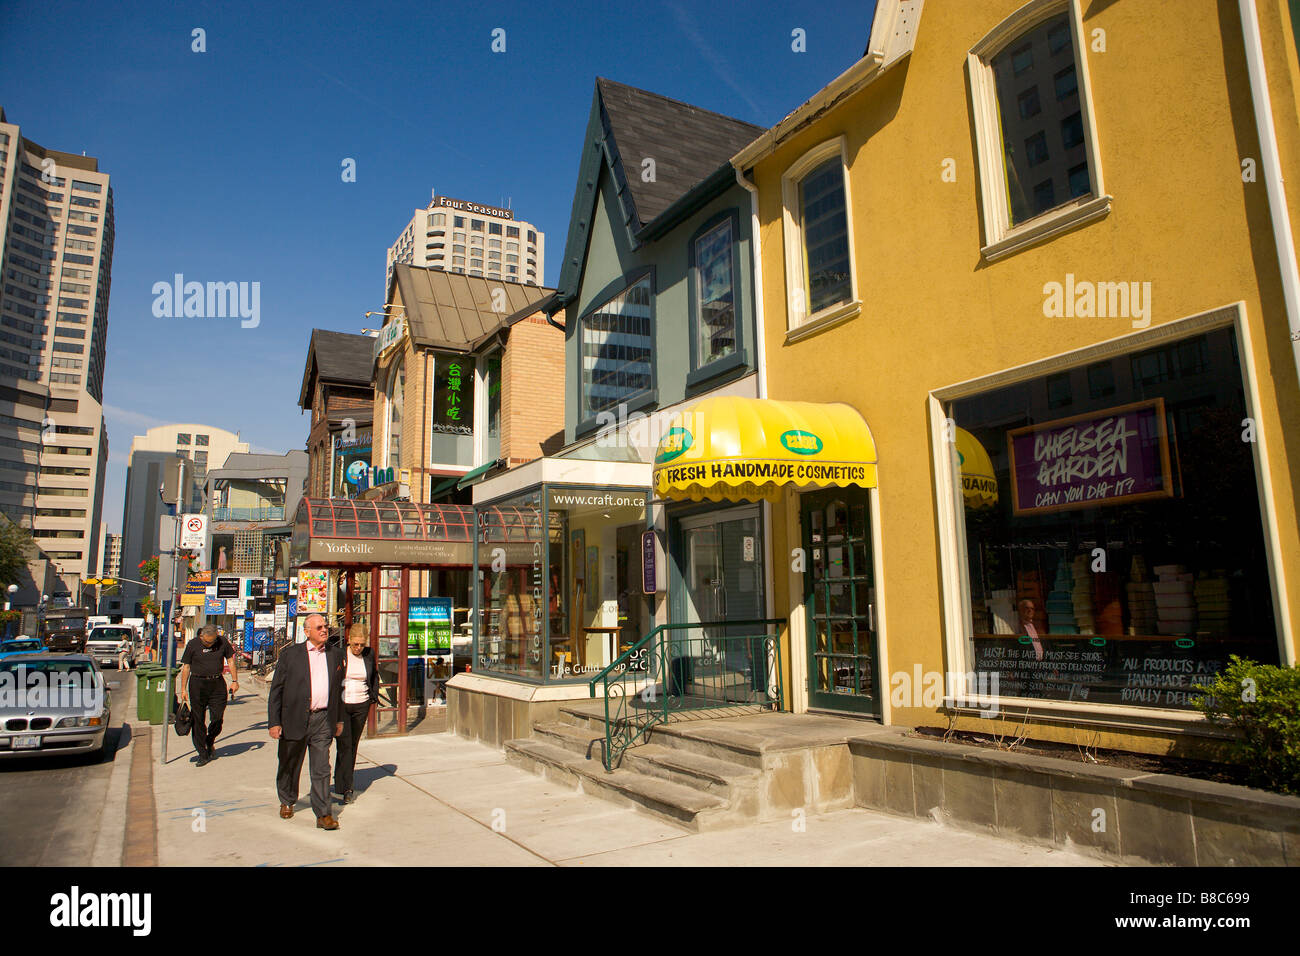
[161,457,185,765]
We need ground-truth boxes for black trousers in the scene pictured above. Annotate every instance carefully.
[276,711,333,818]
[189,677,227,757]
[333,700,371,794]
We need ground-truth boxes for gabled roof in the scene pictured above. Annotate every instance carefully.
[596,78,764,228]
[297,329,376,409]
[554,79,764,304]
[389,264,556,352]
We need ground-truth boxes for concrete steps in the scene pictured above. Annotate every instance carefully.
[503,701,863,831]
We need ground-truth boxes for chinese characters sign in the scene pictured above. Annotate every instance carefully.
[1007,398,1174,515]
[432,354,474,436]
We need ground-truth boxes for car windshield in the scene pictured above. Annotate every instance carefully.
[1,640,42,653]
[0,659,94,677]
[90,629,132,640]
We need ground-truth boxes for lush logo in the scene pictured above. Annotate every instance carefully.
[780,430,823,455]
[656,427,693,464]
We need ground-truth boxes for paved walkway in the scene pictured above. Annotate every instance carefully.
[145,678,1107,867]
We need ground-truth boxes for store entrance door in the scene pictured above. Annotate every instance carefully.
[370,567,407,735]
[801,489,880,716]
[676,507,767,703]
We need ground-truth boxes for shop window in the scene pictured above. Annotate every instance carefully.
[477,489,547,680]
[946,324,1280,712]
[968,0,1108,260]
[780,137,858,336]
[689,211,743,377]
[484,352,501,464]
[578,271,654,423]
[430,352,475,466]
[385,360,405,471]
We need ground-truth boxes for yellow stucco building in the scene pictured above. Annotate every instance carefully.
[711,0,1300,755]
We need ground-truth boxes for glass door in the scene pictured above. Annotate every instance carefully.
[371,567,407,735]
[677,507,767,704]
[802,489,880,716]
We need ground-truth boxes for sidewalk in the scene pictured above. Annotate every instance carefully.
[146,677,1109,866]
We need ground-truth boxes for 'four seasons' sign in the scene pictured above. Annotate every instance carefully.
[1007,398,1174,515]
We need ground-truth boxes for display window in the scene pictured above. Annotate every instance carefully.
[474,485,649,682]
[947,325,1280,710]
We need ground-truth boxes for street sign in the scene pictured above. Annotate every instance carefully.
[181,514,207,549]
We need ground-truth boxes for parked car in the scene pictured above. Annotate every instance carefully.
[0,638,47,662]
[0,654,114,761]
[84,626,136,669]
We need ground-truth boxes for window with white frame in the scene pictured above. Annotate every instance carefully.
[780,137,857,334]
[385,359,405,471]
[968,0,1108,260]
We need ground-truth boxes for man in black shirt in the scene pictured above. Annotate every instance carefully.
[179,623,239,766]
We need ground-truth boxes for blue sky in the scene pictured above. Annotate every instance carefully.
[0,0,878,533]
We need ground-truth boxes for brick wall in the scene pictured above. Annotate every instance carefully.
[502,314,565,465]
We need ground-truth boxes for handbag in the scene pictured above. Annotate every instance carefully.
[174,702,193,736]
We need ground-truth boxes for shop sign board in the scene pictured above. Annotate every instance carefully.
[274,603,288,630]
[253,597,275,629]
[408,598,453,654]
[373,316,407,359]
[297,569,329,613]
[642,530,657,595]
[203,595,224,614]
[306,537,534,566]
[1007,399,1173,515]
[216,576,241,598]
[432,356,474,436]
[249,578,266,597]
[271,579,289,596]
[225,599,241,615]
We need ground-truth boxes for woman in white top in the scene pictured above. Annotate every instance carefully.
[332,623,377,804]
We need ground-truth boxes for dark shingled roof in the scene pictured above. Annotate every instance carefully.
[596,77,764,229]
[297,329,375,409]
[391,264,556,351]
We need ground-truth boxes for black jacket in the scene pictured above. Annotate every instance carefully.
[340,647,379,705]
[267,641,345,739]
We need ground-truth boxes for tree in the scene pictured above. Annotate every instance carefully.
[0,517,34,590]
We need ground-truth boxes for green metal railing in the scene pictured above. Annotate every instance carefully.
[587,618,785,771]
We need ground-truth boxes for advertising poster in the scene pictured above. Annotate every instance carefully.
[1007,398,1174,515]
[297,569,329,613]
[203,595,224,614]
[334,429,373,497]
[408,597,453,654]
[242,617,254,654]
[216,576,240,598]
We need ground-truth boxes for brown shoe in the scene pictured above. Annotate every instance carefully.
[279,804,294,819]
[316,815,340,830]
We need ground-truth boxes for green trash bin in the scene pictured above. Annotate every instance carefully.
[165,666,181,726]
[134,666,161,721]
[147,667,181,727]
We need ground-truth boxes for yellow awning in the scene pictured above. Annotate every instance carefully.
[653,396,878,502]
[956,427,999,509]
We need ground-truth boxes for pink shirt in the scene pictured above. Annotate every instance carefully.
[306,641,329,710]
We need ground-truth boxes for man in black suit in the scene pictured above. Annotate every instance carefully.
[268,613,346,830]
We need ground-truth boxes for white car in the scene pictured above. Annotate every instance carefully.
[0,654,115,761]
[84,626,136,669]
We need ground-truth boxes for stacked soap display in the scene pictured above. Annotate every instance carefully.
[1153,564,1196,635]
[1125,555,1157,634]
[1046,561,1078,633]
[1015,570,1048,634]
[987,588,1018,635]
[1194,572,1231,636]
[1093,571,1124,635]
[1070,554,1095,633]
